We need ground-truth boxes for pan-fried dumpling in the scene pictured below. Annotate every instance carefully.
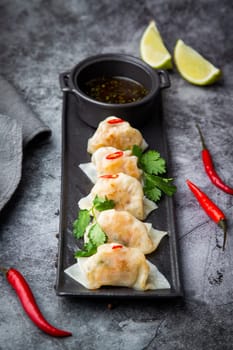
[65,243,170,290]
[87,116,148,154]
[92,147,142,179]
[79,146,142,183]
[78,172,156,220]
[94,209,167,254]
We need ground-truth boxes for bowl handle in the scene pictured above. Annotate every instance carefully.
[157,70,170,89]
[59,71,72,92]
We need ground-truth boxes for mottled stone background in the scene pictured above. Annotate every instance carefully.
[0,0,233,349]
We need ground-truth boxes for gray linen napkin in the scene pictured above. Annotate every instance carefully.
[0,76,51,211]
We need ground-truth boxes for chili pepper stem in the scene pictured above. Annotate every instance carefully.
[196,124,207,149]
[0,266,8,275]
[218,219,227,251]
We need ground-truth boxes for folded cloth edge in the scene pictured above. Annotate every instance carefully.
[0,75,52,148]
[23,125,51,147]
[0,114,22,211]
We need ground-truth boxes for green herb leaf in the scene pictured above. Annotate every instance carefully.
[144,186,162,202]
[74,241,97,257]
[132,145,143,159]
[73,209,91,239]
[88,223,107,246]
[133,146,176,202]
[93,195,115,212]
[143,173,177,202]
[74,223,107,257]
[73,197,111,258]
[140,150,166,175]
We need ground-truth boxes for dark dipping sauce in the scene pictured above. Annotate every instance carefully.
[83,76,148,104]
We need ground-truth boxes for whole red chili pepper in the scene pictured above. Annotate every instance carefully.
[186,179,227,250]
[0,267,72,337]
[196,125,233,195]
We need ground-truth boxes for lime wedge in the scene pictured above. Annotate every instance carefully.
[140,21,172,69]
[174,39,221,85]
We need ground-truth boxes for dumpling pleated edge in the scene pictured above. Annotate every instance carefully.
[64,257,170,291]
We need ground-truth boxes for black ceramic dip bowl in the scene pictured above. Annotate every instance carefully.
[59,53,170,128]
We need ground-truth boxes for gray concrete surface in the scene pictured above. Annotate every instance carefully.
[0,0,233,349]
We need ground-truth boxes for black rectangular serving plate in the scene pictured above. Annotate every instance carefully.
[56,91,182,298]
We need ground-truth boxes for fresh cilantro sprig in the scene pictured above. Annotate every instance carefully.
[93,195,115,212]
[73,209,91,239]
[143,173,177,202]
[75,223,107,257]
[73,195,115,239]
[73,195,114,257]
[74,241,97,257]
[132,145,176,202]
[140,150,166,175]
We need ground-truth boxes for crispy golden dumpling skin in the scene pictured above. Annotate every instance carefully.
[79,172,145,220]
[87,116,143,154]
[97,209,161,254]
[92,147,142,180]
[65,243,170,290]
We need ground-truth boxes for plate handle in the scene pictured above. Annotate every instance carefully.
[157,70,170,89]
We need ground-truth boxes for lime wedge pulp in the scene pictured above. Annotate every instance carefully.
[174,39,221,85]
[140,21,172,69]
